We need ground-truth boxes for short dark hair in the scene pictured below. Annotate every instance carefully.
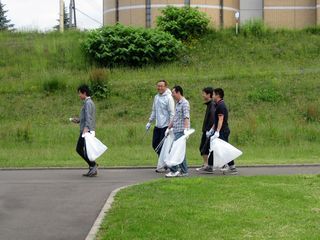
[202,87,214,98]
[78,84,91,96]
[173,85,183,96]
[214,88,224,99]
[157,80,168,86]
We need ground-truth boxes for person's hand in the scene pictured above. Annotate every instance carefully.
[184,128,189,136]
[212,131,220,139]
[165,128,171,137]
[145,122,151,131]
[206,128,214,138]
[83,127,89,135]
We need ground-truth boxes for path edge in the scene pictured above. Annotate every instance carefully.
[85,184,136,240]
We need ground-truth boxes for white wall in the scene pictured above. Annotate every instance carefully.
[240,0,263,24]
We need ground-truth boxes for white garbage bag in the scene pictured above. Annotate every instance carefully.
[157,131,174,169]
[164,129,195,167]
[210,138,242,168]
[83,132,108,161]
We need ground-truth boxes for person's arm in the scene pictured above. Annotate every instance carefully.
[216,114,224,132]
[184,118,189,129]
[148,98,156,124]
[84,102,93,133]
[168,95,175,123]
[183,101,190,130]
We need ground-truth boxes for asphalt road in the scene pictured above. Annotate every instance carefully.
[0,166,319,240]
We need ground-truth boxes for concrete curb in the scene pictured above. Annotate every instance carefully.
[85,184,136,240]
[1,164,320,171]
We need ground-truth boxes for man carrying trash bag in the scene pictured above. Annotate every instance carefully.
[203,88,238,175]
[146,80,175,173]
[71,84,98,177]
[165,85,191,178]
[196,87,215,172]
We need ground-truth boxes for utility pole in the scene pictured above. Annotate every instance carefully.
[59,0,64,32]
[69,0,77,28]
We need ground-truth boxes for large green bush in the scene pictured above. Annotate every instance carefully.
[82,24,183,67]
[157,6,210,41]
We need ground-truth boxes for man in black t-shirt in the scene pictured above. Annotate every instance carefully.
[203,88,238,175]
[196,87,215,171]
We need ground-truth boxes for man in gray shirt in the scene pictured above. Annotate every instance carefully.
[72,84,97,177]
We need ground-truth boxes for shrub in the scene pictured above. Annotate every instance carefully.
[157,6,210,41]
[82,24,183,67]
[241,20,270,38]
[88,68,110,100]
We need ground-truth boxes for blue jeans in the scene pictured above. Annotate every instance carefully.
[169,132,188,174]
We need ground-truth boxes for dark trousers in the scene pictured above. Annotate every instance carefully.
[208,130,235,167]
[76,134,96,167]
[152,126,168,156]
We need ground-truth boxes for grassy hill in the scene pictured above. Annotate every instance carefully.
[0,29,319,168]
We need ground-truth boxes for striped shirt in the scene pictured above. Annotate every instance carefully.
[173,97,190,133]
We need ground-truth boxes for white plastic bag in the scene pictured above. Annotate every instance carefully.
[157,131,174,169]
[209,138,242,168]
[83,132,108,161]
[164,129,195,167]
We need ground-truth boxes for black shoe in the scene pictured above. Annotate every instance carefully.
[87,165,98,177]
[200,166,214,174]
[82,167,93,177]
[88,170,98,177]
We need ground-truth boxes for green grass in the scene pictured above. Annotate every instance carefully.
[0,29,320,167]
[97,175,320,240]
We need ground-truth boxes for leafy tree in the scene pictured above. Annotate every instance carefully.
[157,6,210,41]
[0,2,14,31]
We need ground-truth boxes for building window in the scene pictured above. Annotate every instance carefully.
[185,0,190,6]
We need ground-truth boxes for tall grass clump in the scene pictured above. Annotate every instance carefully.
[43,75,67,93]
[305,26,320,35]
[157,6,210,41]
[241,20,270,38]
[82,24,183,67]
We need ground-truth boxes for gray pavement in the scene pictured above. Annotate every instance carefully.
[0,166,320,240]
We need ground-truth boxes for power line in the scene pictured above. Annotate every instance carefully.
[75,7,102,25]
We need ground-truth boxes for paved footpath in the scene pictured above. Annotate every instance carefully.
[0,166,319,240]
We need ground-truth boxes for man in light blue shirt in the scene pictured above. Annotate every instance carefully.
[146,80,175,172]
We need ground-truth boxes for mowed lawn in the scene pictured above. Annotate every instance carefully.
[97,175,320,240]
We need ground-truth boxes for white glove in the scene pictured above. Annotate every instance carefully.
[212,131,220,139]
[206,129,214,138]
[184,128,190,139]
[145,122,151,131]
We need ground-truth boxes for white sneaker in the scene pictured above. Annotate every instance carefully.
[165,171,180,178]
[220,165,230,171]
